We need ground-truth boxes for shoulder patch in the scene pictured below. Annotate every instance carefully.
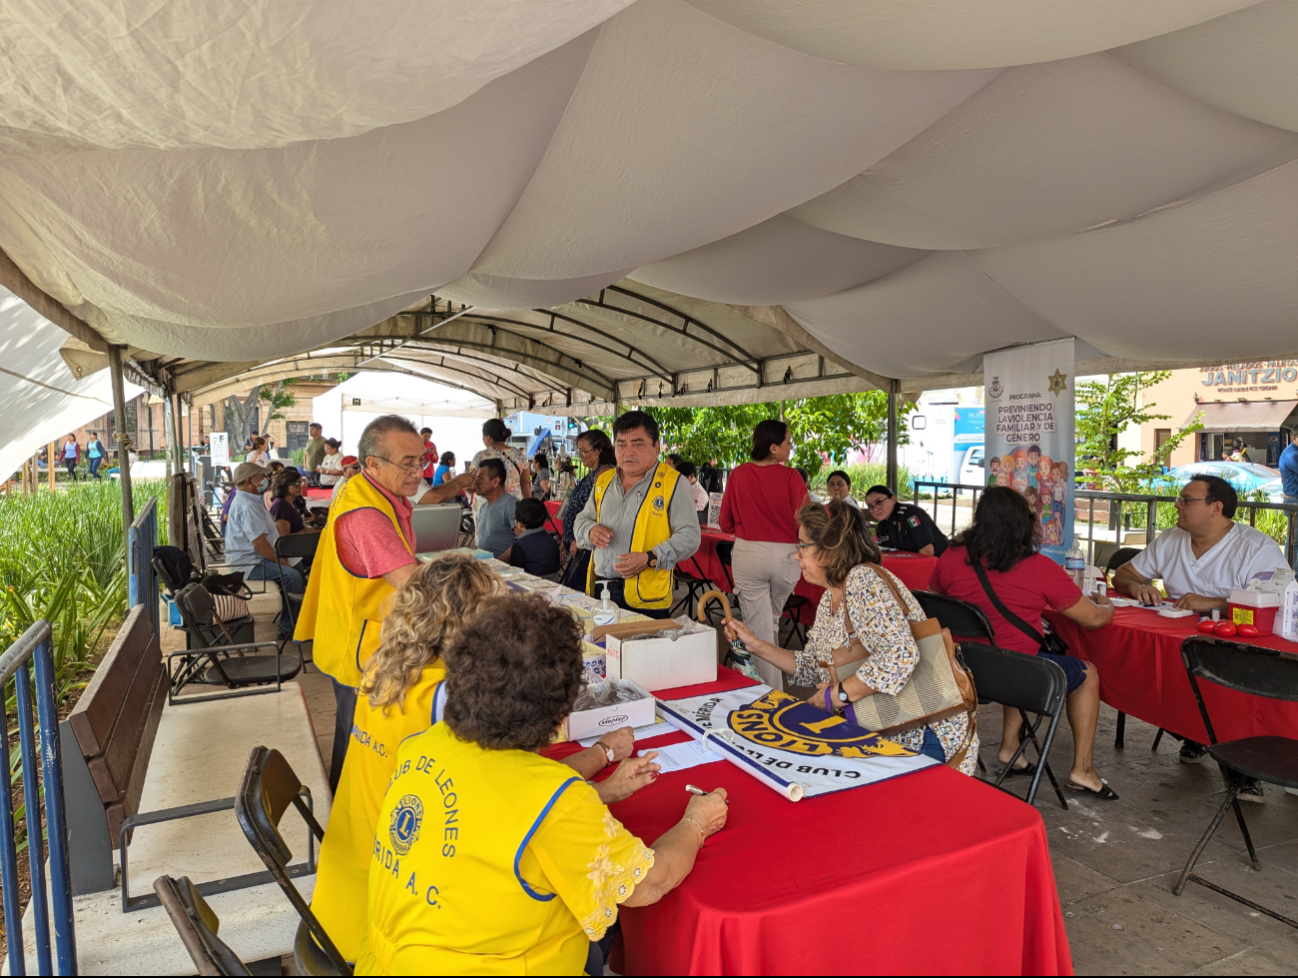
[389,794,424,855]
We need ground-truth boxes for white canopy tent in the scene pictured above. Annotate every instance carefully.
[0,1,1296,464]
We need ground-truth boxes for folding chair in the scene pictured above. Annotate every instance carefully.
[1173,638,1298,927]
[702,541,739,626]
[671,566,712,618]
[169,583,301,705]
[1101,546,1161,749]
[781,592,811,648]
[154,875,252,976]
[960,644,1069,808]
[273,533,319,640]
[912,591,996,645]
[236,747,350,975]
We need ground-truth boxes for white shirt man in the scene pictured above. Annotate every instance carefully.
[1115,476,1287,612]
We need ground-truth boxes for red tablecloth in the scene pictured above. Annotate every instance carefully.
[1048,607,1298,742]
[549,668,1072,975]
[304,487,332,500]
[684,529,938,622]
[544,498,564,537]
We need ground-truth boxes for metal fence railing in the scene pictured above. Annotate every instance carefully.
[912,480,1298,568]
[127,496,158,639]
[0,621,77,975]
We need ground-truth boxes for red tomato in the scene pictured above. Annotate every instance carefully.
[1197,619,1219,634]
[1214,621,1237,637]
[1236,624,1260,638]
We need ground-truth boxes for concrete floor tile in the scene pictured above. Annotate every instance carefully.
[1189,933,1298,976]
[1063,886,1250,975]
[1053,852,1122,905]
[1125,865,1298,949]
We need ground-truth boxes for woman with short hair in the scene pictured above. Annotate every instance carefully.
[432,451,456,487]
[357,593,728,975]
[725,499,978,773]
[268,469,316,536]
[717,419,808,685]
[929,486,1116,798]
[472,419,531,499]
[561,430,616,584]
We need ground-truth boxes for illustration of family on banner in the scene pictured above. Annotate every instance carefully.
[984,338,1075,564]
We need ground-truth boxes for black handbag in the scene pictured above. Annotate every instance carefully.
[971,561,1068,656]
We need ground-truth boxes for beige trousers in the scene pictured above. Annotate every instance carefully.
[730,538,802,689]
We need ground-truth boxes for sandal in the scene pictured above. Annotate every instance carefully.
[996,761,1038,778]
[1065,780,1119,801]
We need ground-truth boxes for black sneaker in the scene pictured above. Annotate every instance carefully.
[1180,741,1209,764]
[1237,780,1265,804]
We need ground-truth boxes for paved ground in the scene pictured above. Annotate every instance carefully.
[184,587,1298,975]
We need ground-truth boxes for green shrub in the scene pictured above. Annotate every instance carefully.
[812,461,914,500]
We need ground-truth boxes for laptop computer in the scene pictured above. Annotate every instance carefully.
[411,504,462,554]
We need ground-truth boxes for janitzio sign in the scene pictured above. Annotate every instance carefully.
[1200,361,1298,395]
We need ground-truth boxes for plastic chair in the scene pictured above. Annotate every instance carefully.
[236,746,350,975]
[912,591,996,644]
[959,644,1069,808]
[1173,638,1298,927]
[154,875,252,976]
[170,584,301,705]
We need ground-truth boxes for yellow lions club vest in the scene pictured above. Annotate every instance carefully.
[312,666,447,963]
[359,723,588,975]
[293,474,411,686]
[586,460,680,609]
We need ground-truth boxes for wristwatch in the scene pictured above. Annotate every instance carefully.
[595,740,616,764]
[836,682,850,707]
[646,552,658,569]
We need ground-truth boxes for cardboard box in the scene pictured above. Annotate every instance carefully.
[581,640,607,685]
[592,619,717,691]
[565,679,656,741]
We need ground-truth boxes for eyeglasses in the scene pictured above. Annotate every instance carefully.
[1174,495,1208,507]
[865,498,891,509]
[374,456,424,475]
[577,445,599,456]
[795,541,818,551]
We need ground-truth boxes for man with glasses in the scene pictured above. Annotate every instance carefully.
[294,415,437,790]
[1113,475,1287,792]
[575,411,700,618]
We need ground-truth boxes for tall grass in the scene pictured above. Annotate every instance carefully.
[812,461,915,500]
[0,481,168,701]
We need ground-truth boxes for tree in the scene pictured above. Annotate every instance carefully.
[1075,372,1202,492]
[224,380,297,449]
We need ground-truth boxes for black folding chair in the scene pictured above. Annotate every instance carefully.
[671,566,712,618]
[700,541,739,625]
[1102,547,1158,749]
[169,583,301,705]
[912,591,996,645]
[236,747,350,975]
[960,644,1069,808]
[781,592,811,648]
[273,533,319,640]
[154,875,252,976]
[1173,638,1298,927]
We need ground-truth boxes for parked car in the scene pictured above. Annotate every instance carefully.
[1152,462,1284,502]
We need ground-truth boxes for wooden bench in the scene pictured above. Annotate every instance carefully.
[62,604,166,895]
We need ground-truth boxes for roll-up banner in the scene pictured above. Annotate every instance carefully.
[983,338,1076,564]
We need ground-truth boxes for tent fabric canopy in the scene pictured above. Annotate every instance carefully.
[0,0,1292,386]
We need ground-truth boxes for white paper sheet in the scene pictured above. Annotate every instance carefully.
[643,738,723,774]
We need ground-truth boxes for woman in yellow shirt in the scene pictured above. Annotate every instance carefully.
[357,593,731,976]
[313,555,658,964]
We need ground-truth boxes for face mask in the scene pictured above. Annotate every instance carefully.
[257,479,269,492]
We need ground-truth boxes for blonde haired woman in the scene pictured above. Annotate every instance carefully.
[310,554,499,961]
[311,554,652,963]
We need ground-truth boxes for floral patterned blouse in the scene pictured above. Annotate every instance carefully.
[794,564,978,775]
[561,466,612,546]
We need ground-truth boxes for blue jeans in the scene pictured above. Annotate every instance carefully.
[88,456,102,479]
[918,726,946,763]
[243,557,305,637]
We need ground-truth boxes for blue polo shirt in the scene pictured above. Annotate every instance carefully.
[1280,441,1298,498]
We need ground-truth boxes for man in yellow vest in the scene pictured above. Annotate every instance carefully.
[294,414,473,790]
[575,410,701,618]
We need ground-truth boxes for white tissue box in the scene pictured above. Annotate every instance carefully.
[564,679,656,741]
[593,619,718,691]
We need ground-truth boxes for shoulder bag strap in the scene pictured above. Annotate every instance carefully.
[827,564,907,682]
[970,560,1045,648]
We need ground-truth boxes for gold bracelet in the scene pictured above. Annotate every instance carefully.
[682,814,707,847]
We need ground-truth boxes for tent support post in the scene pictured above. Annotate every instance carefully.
[168,392,183,475]
[108,345,136,546]
[886,380,899,495]
[47,442,56,490]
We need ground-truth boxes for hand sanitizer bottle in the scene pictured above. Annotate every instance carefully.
[593,581,618,628]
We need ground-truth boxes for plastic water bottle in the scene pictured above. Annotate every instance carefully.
[1065,544,1085,590]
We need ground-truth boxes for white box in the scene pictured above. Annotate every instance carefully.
[565,679,656,741]
[594,620,718,691]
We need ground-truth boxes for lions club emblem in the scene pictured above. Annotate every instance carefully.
[389,795,423,855]
[652,494,665,513]
[727,690,911,758]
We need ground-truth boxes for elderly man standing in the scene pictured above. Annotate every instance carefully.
[1113,474,1287,795]
[226,460,305,641]
[575,410,700,618]
[295,415,431,790]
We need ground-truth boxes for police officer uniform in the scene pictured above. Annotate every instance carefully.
[874,501,949,556]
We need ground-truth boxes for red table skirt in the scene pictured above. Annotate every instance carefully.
[304,487,332,500]
[550,668,1072,975]
[684,529,938,622]
[1048,607,1298,742]
[543,498,564,537]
